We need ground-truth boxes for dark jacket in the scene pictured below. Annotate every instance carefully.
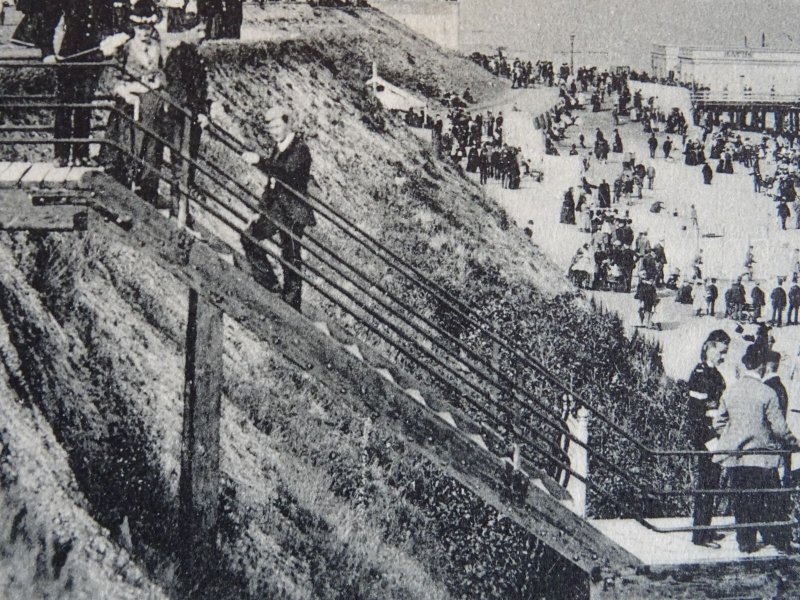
[164,42,208,116]
[751,285,765,307]
[771,286,787,308]
[256,133,316,228]
[789,284,800,306]
[40,0,115,57]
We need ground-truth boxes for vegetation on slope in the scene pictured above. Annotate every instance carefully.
[200,5,691,518]
[0,5,697,599]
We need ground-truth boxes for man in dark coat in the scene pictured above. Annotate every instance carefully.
[12,0,49,48]
[242,106,316,311]
[198,0,241,39]
[787,277,800,325]
[751,282,765,322]
[648,132,658,159]
[771,278,787,326]
[598,179,611,209]
[702,162,713,185]
[663,136,673,159]
[687,329,730,546]
[39,0,116,166]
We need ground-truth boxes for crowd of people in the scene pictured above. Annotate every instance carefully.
[543,67,800,553]
[687,330,798,553]
[15,0,316,312]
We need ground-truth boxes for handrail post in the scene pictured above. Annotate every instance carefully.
[179,288,223,582]
[176,112,194,227]
[566,407,589,517]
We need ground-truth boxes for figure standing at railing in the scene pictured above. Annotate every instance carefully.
[99,0,167,206]
[713,343,799,554]
[241,106,316,312]
[686,329,730,547]
[162,11,209,216]
[39,0,116,167]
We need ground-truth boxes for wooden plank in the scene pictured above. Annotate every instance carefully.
[0,203,87,231]
[0,162,12,178]
[590,556,800,599]
[64,167,97,189]
[179,289,223,580]
[0,47,42,61]
[0,163,32,188]
[85,171,640,578]
[19,162,53,187]
[41,167,74,188]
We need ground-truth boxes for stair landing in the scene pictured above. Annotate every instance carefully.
[591,516,783,565]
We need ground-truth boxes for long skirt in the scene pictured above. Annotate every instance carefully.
[100,91,168,208]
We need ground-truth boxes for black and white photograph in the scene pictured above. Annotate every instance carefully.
[2,1,800,598]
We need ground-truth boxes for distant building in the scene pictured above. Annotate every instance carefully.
[370,0,460,51]
[652,44,800,96]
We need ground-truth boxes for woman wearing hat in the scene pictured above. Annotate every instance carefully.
[100,0,168,207]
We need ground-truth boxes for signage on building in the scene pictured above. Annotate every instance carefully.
[724,50,753,58]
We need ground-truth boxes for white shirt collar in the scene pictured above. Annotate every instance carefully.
[277,132,295,155]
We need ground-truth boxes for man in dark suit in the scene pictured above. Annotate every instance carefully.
[39,0,116,166]
[242,106,316,312]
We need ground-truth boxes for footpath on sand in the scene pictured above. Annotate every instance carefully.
[474,88,800,408]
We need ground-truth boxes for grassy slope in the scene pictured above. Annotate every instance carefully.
[0,240,167,600]
[0,5,695,600]
[201,5,691,517]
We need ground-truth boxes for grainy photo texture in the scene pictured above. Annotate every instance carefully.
[1,1,800,599]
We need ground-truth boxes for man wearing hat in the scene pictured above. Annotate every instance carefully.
[241,106,316,312]
[687,329,730,546]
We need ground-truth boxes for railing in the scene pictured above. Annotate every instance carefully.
[1,57,797,539]
[692,90,800,106]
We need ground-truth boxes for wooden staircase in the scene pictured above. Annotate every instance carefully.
[2,166,800,598]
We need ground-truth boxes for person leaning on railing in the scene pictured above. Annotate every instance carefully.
[713,343,800,554]
[98,0,167,206]
[687,329,730,547]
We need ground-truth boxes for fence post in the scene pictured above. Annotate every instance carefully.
[176,113,194,227]
[566,407,589,517]
[179,288,223,581]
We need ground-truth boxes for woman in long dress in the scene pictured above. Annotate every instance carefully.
[100,1,167,207]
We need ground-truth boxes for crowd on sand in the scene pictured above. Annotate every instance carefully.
[533,67,800,556]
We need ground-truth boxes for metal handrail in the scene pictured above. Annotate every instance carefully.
[2,64,798,537]
[1,68,790,473]
[0,55,694,462]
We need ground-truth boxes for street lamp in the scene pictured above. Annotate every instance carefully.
[570,34,575,75]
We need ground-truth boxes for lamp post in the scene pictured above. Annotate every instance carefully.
[570,33,575,75]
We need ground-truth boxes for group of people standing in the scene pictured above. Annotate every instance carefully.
[17,0,315,312]
[688,330,798,553]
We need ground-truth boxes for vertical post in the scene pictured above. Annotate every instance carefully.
[179,289,224,580]
[565,407,589,517]
[176,113,194,227]
[570,34,575,76]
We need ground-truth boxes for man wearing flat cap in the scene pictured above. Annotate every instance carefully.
[242,106,316,312]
